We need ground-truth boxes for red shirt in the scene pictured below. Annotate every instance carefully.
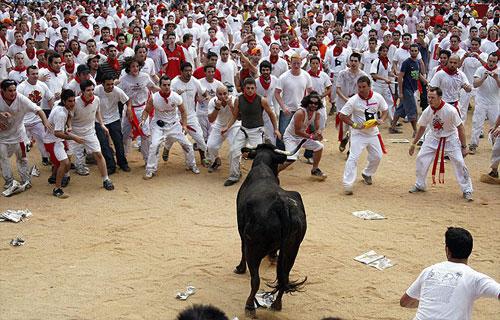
[193,66,222,81]
[164,45,185,79]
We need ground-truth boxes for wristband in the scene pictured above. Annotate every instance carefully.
[352,123,358,129]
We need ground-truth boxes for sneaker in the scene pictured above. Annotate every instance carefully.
[4,180,13,190]
[344,187,353,195]
[409,185,425,193]
[361,173,372,185]
[190,165,200,174]
[48,175,56,184]
[103,179,114,190]
[53,188,69,199]
[224,178,239,186]
[208,157,221,173]
[21,181,31,190]
[162,148,169,162]
[61,176,70,188]
[339,136,349,152]
[143,172,154,180]
[480,171,500,185]
[311,168,327,180]
[396,122,403,127]
[388,127,402,134]
[75,166,90,176]
[305,157,314,165]
[468,144,477,155]
[417,140,423,146]
[121,165,131,172]
[463,192,473,202]
[42,157,51,166]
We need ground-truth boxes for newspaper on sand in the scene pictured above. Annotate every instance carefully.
[354,250,394,271]
[176,286,196,300]
[389,138,410,143]
[0,209,32,223]
[352,210,386,220]
[254,291,275,309]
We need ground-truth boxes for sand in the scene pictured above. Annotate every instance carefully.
[1,115,499,320]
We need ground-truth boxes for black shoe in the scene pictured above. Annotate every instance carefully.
[121,165,131,172]
[339,137,349,152]
[53,188,69,199]
[61,176,70,188]
[208,157,221,173]
[162,148,169,161]
[444,155,450,160]
[361,173,372,185]
[42,157,51,166]
[48,175,56,184]
[103,179,114,190]
[224,179,238,187]
[489,170,499,179]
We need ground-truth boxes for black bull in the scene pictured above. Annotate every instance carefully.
[234,143,307,317]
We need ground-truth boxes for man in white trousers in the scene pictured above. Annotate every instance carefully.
[469,53,500,154]
[206,86,241,173]
[409,87,473,201]
[255,60,280,145]
[141,76,199,179]
[339,76,388,195]
[480,115,500,184]
[221,78,281,186]
[370,44,395,121]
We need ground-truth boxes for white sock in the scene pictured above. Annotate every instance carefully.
[102,176,109,182]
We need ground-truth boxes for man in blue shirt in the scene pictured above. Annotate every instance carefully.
[389,44,428,136]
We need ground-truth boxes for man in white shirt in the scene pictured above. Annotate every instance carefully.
[260,43,289,78]
[401,227,500,319]
[94,73,131,174]
[39,53,68,116]
[256,61,280,145]
[0,79,51,193]
[408,87,473,201]
[216,46,238,90]
[339,76,388,195]
[17,66,54,166]
[198,65,223,143]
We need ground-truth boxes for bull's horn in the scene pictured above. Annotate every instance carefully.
[273,149,292,156]
[274,139,307,157]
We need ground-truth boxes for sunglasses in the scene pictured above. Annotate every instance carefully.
[309,101,319,105]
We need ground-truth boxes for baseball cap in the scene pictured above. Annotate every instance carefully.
[77,64,90,74]
[86,54,101,62]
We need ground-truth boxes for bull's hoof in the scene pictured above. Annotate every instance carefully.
[245,306,257,318]
[234,265,246,274]
[270,301,282,311]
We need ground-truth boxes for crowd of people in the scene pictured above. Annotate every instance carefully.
[0,0,499,318]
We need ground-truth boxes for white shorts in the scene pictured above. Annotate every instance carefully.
[68,134,101,154]
[283,135,323,161]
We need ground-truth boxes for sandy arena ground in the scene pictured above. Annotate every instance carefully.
[1,113,499,320]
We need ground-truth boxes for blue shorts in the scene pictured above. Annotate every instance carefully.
[395,89,417,121]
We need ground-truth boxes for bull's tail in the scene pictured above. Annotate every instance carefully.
[267,198,307,294]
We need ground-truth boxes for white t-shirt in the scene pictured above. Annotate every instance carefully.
[309,71,332,97]
[277,70,313,112]
[8,69,27,84]
[255,75,280,115]
[406,261,500,320]
[72,96,100,136]
[151,91,183,123]
[118,72,155,106]
[17,80,54,125]
[260,56,289,78]
[361,51,379,75]
[461,53,488,83]
[39,68,68,98]
[171,76,204,119]
[336,69,369,106]
[216,59,238,87]
[339,91,388,137]
[198,78,223,115]
[417,102,462,140]
[393,48,422,72]
[473,66,500,106]
[0,55,12,80]
[370,58,392,89]
[43,105,68,143]
[429,70,469,103]
[207,96,237,128]
[94,85,129,125]
[0,93,41,144]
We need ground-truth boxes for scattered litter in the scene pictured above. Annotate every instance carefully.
[352,210,386,220]
[354,250,394,271]
[254,291,275,309]
[389,138,410,143]
[0,209,32,223]
[30,165,40,177]
[2,180,30,197]
[176,286,196,300]
[10,237,25,246]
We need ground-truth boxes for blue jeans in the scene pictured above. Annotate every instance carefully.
[277,111,293,150]
[395,88,417,121]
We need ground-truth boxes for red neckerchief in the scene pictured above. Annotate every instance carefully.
[13,65,27,72]
[431,100,445,114]
[117,44,126,52]
[289,39,299,48]
[25,48,35,59]
[359,90,374,105]
[269,55,278,64]
[38,61,48,69]
[333,45,343,56]
[117,11,123,18]
[75,76,81,83]
[379,56,389,69]
[484,63,498,72]
[308,69,320,78]
[442,66,457,75]
[352,16,357,23]
[263,35,272,46]
[48,65,59,75]
[148,43,158,51]
[243,92,256,103]
[72,48,80,56]
[258,20,265,27]
[389,27,396,32]
[259,75,271,90]
[301,34,308,41]
[159,90,170,104]
[273,34,280,40]
[354,30,363,38]
[488,35,498,42]
[210,38,217,44]
[15,39,24,46]
[479,34,487,39]
[81,94,94,106]
[450,46,460,53]
[218,21,226,29]
[401,44,410,51]
[131,37,141,48]
[380,26,388,31]
[107,57,121,71]
[392,40,400,47]
[81,21,90,29]
[181,43,190,49]
[65,62,75,74]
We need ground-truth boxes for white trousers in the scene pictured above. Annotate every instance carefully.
[25,122,49,158]
[228,126,264,181]
[165,116,207,152]
[415,137,473,193]
[146,122,195,173]
[343,134,383,188]
[207,123,240,164]
[262,111,277,145]
[491,136,500,170]
[459,88,475,116]
[470,102,499,146]
[122,106,150,163]
[0,142,29,184]
[197,113,212,142]
[373,83,394,121]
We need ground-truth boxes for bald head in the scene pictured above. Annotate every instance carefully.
[216,85,229,101]
[448,55,460,71]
